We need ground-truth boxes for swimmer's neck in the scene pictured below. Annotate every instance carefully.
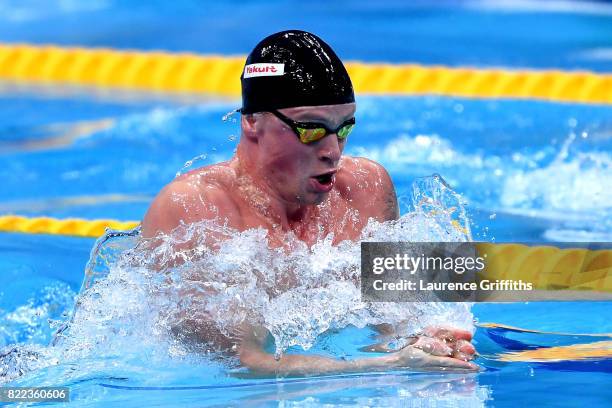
[231,151,318,230]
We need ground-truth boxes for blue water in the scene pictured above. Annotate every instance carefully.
[2,93,610,241]
[0,91,610,406]
[1,0,611,407]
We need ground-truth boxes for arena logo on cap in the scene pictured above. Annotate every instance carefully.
[244,63,285,78]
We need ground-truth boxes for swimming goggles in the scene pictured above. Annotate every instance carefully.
[270,110,355,144]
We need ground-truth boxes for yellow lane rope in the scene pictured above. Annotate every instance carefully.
[0,215,138,238]
[482,323,612,362]
[497,340,612,362]
[1,44,610,104]
[476,242,612,291]
[0,214,609,291]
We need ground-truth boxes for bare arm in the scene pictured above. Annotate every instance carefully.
[375,163,400,222]
[344,159,478,363]
[139,176,244,346]
[142,168,476,375]
[238,324,477,377]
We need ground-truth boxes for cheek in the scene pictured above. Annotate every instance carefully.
[268,150,305,180]
[261,142,308,183]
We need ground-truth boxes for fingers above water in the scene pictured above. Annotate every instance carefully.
[398,346,480,372]
[423,326,473,342]
[412,336,453,357]
[456,339,476,355]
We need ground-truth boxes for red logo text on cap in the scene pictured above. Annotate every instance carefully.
[244,63,285,78]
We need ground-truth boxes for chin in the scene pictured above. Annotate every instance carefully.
[292,191,323,206]
[314,192,330,204]
[307,191,329,206]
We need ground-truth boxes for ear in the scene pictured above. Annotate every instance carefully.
[241,114,260,143]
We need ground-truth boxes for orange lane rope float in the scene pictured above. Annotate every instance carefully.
[0,44,610,104]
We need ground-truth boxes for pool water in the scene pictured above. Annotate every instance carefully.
[1,0,612,407]
[1,90,610,407]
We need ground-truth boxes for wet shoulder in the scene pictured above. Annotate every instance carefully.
[174,161,238,191]
[335,156,398,221]
[142,162,242,237]
[172,162,242,215]
[336,156,392,197]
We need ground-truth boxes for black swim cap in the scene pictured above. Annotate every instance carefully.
[240,30,354,114]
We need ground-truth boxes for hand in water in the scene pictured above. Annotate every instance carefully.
[417,326,476,362]
[364,325,478,370]
[393,326,477,371]
[238,323,478,376]
[392,343,479,371]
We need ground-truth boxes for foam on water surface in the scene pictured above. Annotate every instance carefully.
[1,175,474,385]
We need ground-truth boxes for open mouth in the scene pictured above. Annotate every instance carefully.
[312,171,336,186]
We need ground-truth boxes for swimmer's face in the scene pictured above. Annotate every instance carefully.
[252,102,356,205]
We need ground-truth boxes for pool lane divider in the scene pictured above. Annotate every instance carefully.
[0,43,610,105]
[1,214,610,292]
[0,214,138,238]
[497,340,612,362]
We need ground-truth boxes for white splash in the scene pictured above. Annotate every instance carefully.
[1,175,474,385]
[72,174,472,356]
[500,151,611,212]
[350,134,485,171]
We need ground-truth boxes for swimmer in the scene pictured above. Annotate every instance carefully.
[141,30,477,376]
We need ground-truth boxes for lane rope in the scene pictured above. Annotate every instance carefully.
[0,214,138,238]
[476,242,611,291]
[1,43,610,104]
[0,214,609,291]
[497,340,612,362]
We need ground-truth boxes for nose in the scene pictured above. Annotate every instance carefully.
[317,134,342,165]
